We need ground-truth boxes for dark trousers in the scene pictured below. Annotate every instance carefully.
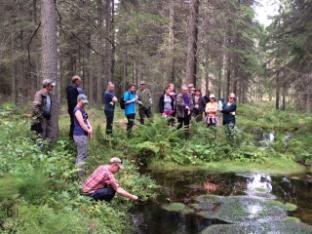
[90,187,116,202]
[139,107,152,124]
[193,109,203,122]
[126,114,136,135]
[177,115,191,138]
[69,111,74,140]
[105,110,114,134]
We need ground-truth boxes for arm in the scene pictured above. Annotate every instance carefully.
[75,110,91,133]
[125,92,136,105]
[116,187,138,201]
[67,86,78,111]
[32,92,43,117]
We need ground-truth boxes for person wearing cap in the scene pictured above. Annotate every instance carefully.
[221,93,237,139]
[192,89,206,121]
[123,84,138,136]
[103,82,118,135]
[205,94,218,127]
[31,79,56,142]
[137,81,153,124]
[74,94,92,178]
[66,75,84,140]
[82,157,138,202]
[176,85,194,137]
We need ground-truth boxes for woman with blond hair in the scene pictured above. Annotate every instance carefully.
[205,94,218,127]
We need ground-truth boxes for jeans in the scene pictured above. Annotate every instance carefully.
[73,134,88,178]
[126,114,136,135]
[139,106,152,124]
[105,110,114,134]
[90,187,116,202]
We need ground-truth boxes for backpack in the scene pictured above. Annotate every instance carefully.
[120,95,125,110]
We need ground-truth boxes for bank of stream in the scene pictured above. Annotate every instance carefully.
[131,169,312,234]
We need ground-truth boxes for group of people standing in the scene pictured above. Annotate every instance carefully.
[30,76,237,202]
[159,83,237,136]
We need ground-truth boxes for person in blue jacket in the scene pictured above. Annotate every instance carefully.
[123,84,138,136]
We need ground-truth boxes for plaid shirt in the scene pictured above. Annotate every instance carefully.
[83,165,119,194]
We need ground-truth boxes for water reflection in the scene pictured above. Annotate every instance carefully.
[131,171,312,233]
[245,173,273,197]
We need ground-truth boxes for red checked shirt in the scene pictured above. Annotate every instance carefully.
[83,165,120,194]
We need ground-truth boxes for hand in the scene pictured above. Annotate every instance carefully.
[188,110,191,116]
[112,96,118,102]
[132,195,139,201]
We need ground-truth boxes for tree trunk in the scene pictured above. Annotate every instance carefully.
[185,0,199,86]
[104,0,113,83]
[281,85,287,111]
[275,74,280,110]
[41,0,59,141]
[168,0,175,83]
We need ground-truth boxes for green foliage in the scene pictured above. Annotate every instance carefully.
[0,108,156,233]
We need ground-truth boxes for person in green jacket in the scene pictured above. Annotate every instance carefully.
[137,81,153,124]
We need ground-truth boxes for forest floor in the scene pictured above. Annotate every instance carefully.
[0,102,311,233]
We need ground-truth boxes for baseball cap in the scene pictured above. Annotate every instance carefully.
[109,157,124,169]
[140,81,146,85]
[229,93,236,98]
[77,94,89,104]
[42,79,56,87]
[209,94,216,99]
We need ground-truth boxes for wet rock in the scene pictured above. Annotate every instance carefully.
[161,202,194,215]
[194,195,288,223]
[201,219,312,234]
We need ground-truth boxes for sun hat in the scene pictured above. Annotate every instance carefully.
[209,94,216,99]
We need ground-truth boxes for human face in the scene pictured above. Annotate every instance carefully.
[111,163,121,173]
[129,85,136,93]
[229,96,235,103]
[75,79,81,86]
[182,87,188,95]
[108,83,115,91]
[195,91,201,97]
[140,84,146,90]
[46,84,54,93]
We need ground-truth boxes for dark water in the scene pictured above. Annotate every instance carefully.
[131,170,312,234]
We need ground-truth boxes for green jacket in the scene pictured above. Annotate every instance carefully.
[137,88,152,108]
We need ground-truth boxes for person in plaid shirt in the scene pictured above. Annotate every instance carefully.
[82,157,138,202]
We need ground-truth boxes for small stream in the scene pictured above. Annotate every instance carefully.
[131,170,312,234]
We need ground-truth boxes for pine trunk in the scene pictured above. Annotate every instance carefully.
[185,0,199,86]
[41,0,59,141]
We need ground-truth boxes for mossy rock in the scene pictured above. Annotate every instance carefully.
[267,200,298,211]
[201,219,312,234]
[161,202,194,215]
[194,195,288,223]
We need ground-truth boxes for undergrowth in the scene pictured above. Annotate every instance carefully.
[0,102,311,233]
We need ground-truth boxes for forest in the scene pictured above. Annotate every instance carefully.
[0,0,312,233]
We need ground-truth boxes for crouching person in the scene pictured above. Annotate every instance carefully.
[82,157,138,202]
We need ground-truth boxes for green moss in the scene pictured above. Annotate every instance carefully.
[161,202,194,214]
[150,157,306,175]
[267,200,298,212]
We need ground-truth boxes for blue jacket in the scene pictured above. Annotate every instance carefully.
[123,91,136,115]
